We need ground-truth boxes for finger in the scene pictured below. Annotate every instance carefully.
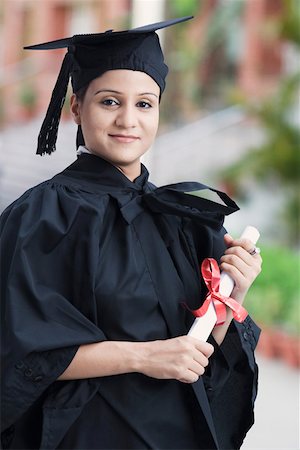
[220,260,260,292]
[193,341,214,358]
[224,238,263,277]
[223,246,262,268]
[221,252,252,275]
[192,353,209,369]
[224,233,234,248]
[221,253,261,279]
[226,253,262,278]
[179,370,201,384]
[220,262,249,289]
[225,237,259,255]
[189,359,207,375]
[188,371,201,383]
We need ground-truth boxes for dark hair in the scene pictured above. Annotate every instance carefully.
[75,84,89,102]
[74,85,89,148]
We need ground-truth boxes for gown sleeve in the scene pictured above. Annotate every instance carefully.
[205,318,260,449]
[182,218,261,449]
[203,239,261,449]
[0,181,108,432]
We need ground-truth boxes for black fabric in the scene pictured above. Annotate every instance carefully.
[208,319,261,449]
[23,17,188,92]
[1,154,260,449]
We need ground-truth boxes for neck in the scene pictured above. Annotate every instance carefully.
[114,163,142,182]
[79,148,143,182]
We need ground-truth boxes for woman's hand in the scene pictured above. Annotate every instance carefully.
[211,233,262,346]
[137,336,214,384]
[220,233,262,305]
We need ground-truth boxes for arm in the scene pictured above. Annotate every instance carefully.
[206,317,261,449]
[201,235,261,448]
[0,185,108,431]
[58,336,214,384]
[212,233,262,345]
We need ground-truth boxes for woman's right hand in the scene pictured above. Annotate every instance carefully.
[136,336,214,384]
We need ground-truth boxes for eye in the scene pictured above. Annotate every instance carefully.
[102,99,119,106]
[137,101,152,109]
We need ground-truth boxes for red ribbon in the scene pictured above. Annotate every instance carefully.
[191,258,248,325]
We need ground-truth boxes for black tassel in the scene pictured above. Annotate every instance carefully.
[36,51,73,155]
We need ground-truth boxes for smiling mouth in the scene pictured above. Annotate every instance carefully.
[109,134,140,143]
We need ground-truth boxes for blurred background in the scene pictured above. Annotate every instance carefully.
[0,0,299,448]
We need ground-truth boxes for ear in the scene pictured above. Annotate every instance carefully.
[70,94,81,125]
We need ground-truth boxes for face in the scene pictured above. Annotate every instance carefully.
[71,69,160,180]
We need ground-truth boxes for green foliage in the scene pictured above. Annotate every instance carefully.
[283,190,300,244]
[248,74,300,183]
[163,0,245,120]
[170,0,199,17]
[225,72,300,182]
[221,1,300,246]
[244,246,300,334]
[19,82,37,109]
[224,74,300,244]
[280,0,300,46]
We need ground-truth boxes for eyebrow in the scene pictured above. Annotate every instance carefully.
[94,89,159,98]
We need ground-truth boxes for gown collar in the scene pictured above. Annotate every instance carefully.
[57,152,239,227]
[64,153,149,191]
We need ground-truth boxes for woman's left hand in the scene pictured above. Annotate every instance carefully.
[220,233,262,305]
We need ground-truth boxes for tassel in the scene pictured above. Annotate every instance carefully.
[36,51,73,155]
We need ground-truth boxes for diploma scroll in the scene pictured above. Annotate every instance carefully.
[188,226,260,342]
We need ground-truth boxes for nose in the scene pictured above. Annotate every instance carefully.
[115,104,137,129]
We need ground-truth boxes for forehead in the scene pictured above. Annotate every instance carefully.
[87,69,160,94]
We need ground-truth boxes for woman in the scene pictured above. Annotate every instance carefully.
[1,17,262,449]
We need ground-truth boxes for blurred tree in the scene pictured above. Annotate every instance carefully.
[162,0,244,124]
[221,0,300,246]
[171,0,199,17]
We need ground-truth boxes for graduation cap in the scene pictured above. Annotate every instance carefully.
[24,16,193,155]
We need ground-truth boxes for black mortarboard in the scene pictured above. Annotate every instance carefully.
[24,16,193,155]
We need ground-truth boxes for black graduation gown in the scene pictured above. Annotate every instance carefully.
[1,154,260,450]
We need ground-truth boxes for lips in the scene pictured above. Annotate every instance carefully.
[109,134,140,143]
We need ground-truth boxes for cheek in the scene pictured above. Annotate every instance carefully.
[80,112,102,146]
[81,108,106,134]
[147,113,159,137]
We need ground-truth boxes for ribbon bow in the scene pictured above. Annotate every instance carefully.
[118,181,239,225]
[191,258,248,325]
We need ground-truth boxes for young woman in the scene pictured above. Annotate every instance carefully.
[1,17,262,450]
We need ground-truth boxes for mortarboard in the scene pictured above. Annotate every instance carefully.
[24,16,193,155]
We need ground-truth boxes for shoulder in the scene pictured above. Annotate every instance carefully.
[1,177,110,237]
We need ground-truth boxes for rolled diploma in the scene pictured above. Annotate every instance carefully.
[188,226,260,341]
